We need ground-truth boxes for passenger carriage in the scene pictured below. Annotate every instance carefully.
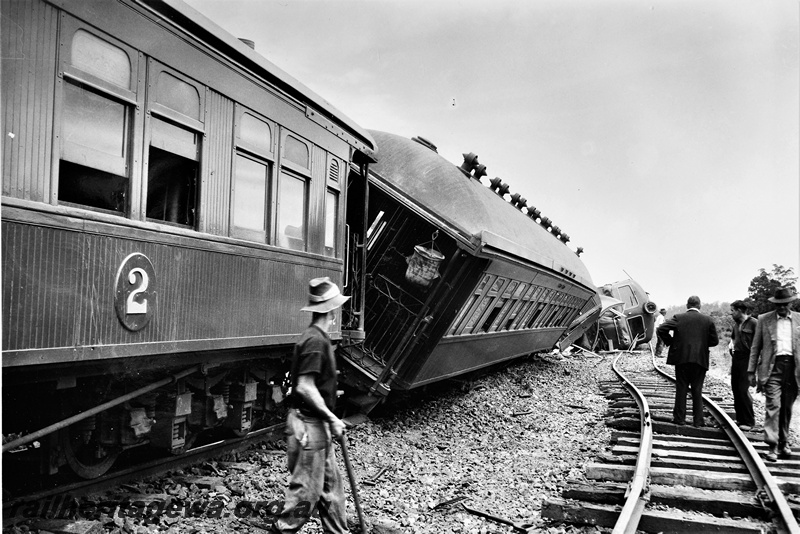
[337,131,600,409]
[2,0,374,478]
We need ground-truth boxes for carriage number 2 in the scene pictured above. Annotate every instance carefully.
[126,268,149,315]
[115,253,155,332]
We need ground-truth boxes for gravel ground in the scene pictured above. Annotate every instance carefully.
[12,344,796,534]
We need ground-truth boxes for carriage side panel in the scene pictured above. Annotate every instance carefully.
[1,0,58,202]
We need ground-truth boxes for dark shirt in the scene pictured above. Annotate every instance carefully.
[291,325,338,418]
[732,316,757,354]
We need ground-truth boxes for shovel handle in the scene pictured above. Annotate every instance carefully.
[338,433,368,534]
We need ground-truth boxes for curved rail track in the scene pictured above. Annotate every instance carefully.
[544,348,800,534]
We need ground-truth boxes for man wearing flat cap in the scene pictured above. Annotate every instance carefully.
[271,277,350,533]
[749,287,800,462]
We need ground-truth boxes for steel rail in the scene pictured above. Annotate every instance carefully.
[650,350,800,534]
[609,351,653,534]
[4,423,284,510]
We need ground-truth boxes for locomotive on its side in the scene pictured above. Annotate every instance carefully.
[1,0,601,482]
[579,279,658,352]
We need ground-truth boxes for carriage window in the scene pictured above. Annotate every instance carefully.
[156,71,200,120]
[146,117,199,227]
[240,114,271,152]
[324,190,338,257]
[618,285,638,308]
[71,30,131,89]
[232,111,273,241]
[63,83,127,159]
[284,136,309,169]
[58,82,129,213]
[233,155,269,232]
[277,172,306,250]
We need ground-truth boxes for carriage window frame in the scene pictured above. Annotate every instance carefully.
[143,61,205,229]
[618,284,638,308]
[276,168,309,251]
[449,273,494,335]
[56,18,140,215]
[468,277,511,334]
[231,107,275,242]
[324,154,343,257]
[486,280,520,332]
[497,282,530,331]
[276,131,312,251]
[324,188,339,257]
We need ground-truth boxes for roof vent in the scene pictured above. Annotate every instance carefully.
[510,193,527,210]
[488,177,509,198]
[526,206,541,221]
[412,136,438,152]
[576,247,584,257]
[239,38,255,49]
[540,217,552,231]
[458,152,486,181]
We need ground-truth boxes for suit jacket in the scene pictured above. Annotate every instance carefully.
[748,310,800,387]
[656,309,719,369]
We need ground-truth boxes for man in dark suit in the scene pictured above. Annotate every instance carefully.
[657,296,719,427]
[748,287,800,462]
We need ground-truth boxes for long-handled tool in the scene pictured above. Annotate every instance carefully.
[338,433,368,534]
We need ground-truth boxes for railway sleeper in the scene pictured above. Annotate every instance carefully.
[560,480,789,520]
[542,496,772,533]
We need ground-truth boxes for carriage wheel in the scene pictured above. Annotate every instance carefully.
[60,421,120,479]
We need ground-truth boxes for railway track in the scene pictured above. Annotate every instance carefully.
[2,423,284,519]
[543,348,800,533]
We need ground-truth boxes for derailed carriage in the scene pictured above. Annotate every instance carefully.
[337,132,601,410]
[1,0,602,483]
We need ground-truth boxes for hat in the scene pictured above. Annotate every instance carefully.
[300,277,350,313]
[659,308,666,313]
[768,287,798,304]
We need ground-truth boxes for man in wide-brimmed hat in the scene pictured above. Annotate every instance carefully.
[271,277,351,533]
[749,287,800,462]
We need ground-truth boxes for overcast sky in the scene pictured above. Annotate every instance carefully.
[186,0,799,308]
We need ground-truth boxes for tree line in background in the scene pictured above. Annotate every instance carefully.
[660,264,799,342]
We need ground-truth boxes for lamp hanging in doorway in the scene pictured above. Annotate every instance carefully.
[405,231,445,288]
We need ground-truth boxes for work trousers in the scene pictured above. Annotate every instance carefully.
[763,356,798,447]
[674,363,706,427]
[730,350,755,426]
[272,410,349,534]
[655,337,665,357]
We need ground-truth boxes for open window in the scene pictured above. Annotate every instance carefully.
[145,64,204,228]
[57,23,139,214]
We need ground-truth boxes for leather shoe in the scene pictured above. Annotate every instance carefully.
[780,444,792,458]
[766,446,778,462]
[737,424,753,432]
[671,419,685,426]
